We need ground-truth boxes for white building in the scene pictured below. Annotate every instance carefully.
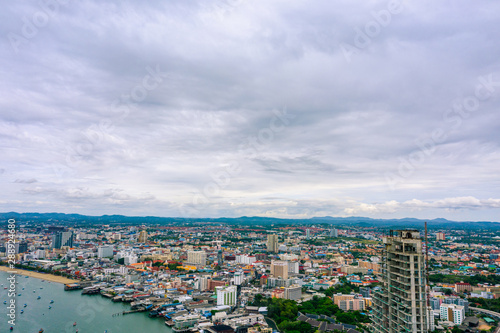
[288,261,299,274]
[216,285,237,306]
[470,291,494,299]
[35,249,46,259]
[98,245,114,258]
[187,250,207,266]
[199,276,209,291]
[284,284,302,300]
[233,272,244,286]
[440,304,465,325]
[115,250,138,265]
[236,255,256,265]
[280,253,299,261]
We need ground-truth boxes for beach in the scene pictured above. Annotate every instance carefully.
[0,265,78,284]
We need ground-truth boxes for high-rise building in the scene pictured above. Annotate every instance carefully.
[287,260,299,274]
[98,245,114,258]
[440,304,465,325]
[216,285,237,306]
[436,232,445,241]
[284,285,302,300]
[443,297,469,312]
[138,230,148,243]
[429,297,441,310]
[233,272,244,286]
[372,230,429,333]
[267,234,279,253]
[199,276,209,291]
[330,228,338,238]
[360,287,371,298]
[306,229,311,239]
[52,231,73,249]
[217,250,223,265]
[187,250,207,266]
[15,242,28,254]
[271,260,289,279]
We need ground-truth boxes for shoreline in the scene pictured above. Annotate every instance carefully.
[0,265,79,284]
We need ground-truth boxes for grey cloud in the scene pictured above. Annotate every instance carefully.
[14,178,37,184]
[0,0,499,220]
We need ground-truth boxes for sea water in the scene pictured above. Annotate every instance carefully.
[0,270,171,332]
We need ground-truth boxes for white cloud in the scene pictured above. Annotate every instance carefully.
[0,0,499,220]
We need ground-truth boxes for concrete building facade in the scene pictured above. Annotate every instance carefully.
[267,234,279,253]
[440,304,465,325]
[216,285,237,306]
[271,260,289,280]
[372,230,429,333]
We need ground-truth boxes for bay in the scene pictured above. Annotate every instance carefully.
[0,270,171,333]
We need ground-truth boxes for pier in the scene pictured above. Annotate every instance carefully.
[112,309,147,317]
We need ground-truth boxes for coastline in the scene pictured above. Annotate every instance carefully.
[0,265,79,284]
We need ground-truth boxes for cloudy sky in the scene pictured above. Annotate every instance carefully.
[1,0,499,221]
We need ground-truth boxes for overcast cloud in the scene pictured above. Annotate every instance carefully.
[1,0,499,221]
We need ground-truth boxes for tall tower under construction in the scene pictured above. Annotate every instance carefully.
[372,230,429,333]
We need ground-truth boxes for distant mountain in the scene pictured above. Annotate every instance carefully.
[0,212,498,229]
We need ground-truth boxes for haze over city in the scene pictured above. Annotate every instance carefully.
[1,1,500,220]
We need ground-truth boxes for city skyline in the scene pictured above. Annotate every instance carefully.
[1,1,500,221]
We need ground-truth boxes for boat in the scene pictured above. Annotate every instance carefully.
[39,329,44,333]
[24,304,27,307]
[37,296,41,299]
[73,322,77,326]
[10,327,13,331]
[50,300,54,304]
[82,286,101,295]
[149,309,160,317]
[3,301,6,304]
[20,310,24,314]
[48,306,51,309]
[17,294,21,296]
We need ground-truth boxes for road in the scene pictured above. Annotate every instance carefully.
[470,306,500,319]
[265,316,280,332]
[470,306,500,333]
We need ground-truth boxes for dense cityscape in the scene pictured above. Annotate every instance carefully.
[2,216,500,333]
